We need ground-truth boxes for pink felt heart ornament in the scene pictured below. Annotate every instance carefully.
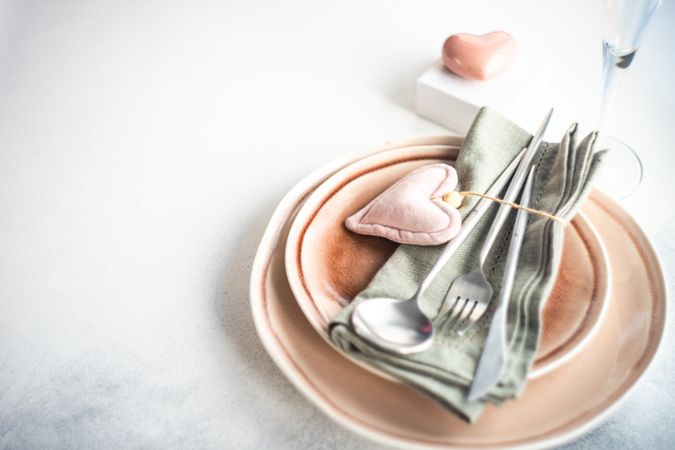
[345,164,462,246]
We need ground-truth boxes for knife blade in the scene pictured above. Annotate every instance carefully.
[467,166,537,401]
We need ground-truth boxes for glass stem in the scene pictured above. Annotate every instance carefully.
[599,43,634,131]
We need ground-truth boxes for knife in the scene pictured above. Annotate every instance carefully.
[467,166,537,401]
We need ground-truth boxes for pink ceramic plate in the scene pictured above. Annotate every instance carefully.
[249,136,666,449]
[285,144,610,378]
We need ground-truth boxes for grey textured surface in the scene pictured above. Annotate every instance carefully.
[0,0,673,449]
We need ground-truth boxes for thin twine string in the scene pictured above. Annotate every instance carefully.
[435,191,565,223]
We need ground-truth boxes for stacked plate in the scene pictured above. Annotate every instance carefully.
[249,136,666,449]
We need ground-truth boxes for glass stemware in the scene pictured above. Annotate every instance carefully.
[595,0,661,198]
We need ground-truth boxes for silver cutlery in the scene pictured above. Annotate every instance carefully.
[350,148,527,355]
[438,109,553,333]
[468,166,536,401]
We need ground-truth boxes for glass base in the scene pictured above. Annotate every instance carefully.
[593,133,643,199]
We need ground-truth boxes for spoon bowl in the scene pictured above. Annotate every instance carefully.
[351,297,434,354]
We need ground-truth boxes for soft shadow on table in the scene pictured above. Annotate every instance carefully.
[378,57,436,112]
[214,196,292,386]
[214,195,385,449]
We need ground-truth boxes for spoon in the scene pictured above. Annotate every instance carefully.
[350,149,525,355]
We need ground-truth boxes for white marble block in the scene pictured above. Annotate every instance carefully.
[415,60,551,134]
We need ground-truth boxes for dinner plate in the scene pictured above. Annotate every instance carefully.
[285,144,610,378]
[249,136,666,449]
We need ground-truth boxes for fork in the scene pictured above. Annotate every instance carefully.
[437,108,552,333]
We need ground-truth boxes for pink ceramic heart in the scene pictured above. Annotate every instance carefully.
[442,31,517,80]
[345,164,461,245]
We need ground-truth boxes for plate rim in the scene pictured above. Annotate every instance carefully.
[249,136,667,450]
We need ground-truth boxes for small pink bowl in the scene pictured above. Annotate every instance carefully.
[285,142,611,379]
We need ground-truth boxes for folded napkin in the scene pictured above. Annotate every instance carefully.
[329,108,605,422]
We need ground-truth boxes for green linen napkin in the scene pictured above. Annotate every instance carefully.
[329,107,605,422]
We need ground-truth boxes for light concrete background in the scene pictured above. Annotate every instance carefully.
[0,0,673,448]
